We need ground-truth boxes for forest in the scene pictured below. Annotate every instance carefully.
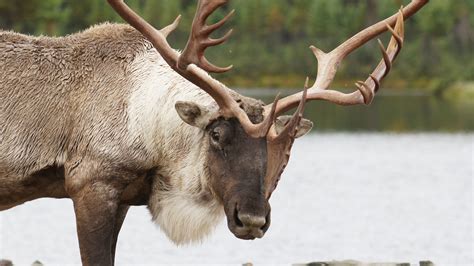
[1,0,473,96]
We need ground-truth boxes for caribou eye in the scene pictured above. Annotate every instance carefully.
[211,130,220,143]
[209,122,232,147]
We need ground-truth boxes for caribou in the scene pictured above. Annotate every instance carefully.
[0,0,427,265]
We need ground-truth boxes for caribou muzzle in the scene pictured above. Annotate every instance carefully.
[227,201,271,240]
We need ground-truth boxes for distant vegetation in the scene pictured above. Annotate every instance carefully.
[1,0,473,96]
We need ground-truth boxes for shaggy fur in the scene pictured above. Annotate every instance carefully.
[0,23,266,246]
[0,21,316,265]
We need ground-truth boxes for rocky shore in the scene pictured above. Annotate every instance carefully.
[0,259,437,266]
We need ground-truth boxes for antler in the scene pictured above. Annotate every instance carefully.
[177,0,234,73]
[261,0,428,198]
[107,0,278,138]
[264,0,429,116]
[264,79,309,199]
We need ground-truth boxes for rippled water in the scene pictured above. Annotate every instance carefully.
[0,133,473,265]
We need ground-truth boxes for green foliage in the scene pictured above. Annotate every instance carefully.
[0,0,472,90]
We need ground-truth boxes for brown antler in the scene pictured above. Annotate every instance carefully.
[178,0,235,73]
[264,79,309,199]
[261,0,427,198]
[264,0,429,116]
[107,0,278,138]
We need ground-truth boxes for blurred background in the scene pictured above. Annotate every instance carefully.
[0,1,473,265]
[0,0,473,131]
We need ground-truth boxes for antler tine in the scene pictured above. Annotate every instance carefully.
[356,9,405,104]
[257,93,281,136]
[270,78,309,141]
[265,0,428,116]
[204,9,235,35]
[160,15,182,38]
[178,0,235,73]
[264,79,309,199]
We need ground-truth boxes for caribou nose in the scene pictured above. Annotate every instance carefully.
[234,212,267,238]
[237,213,267,228]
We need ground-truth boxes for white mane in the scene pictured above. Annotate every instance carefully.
[127,50,225,244]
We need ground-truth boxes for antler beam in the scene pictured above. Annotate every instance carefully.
[107,0,278,138]
[265,0,429,116]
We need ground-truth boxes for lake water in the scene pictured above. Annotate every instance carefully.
[243,90,474,132]
[0,133,472,265]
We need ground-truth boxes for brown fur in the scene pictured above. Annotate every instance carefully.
[0,23,273,265]
[1,24,150,204]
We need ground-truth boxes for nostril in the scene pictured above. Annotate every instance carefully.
[261,211,271,231]
[234,208,243,227]
[237,213,266,228]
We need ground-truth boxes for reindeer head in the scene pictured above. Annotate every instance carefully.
[174,96,312,239]
[108,0,427,240]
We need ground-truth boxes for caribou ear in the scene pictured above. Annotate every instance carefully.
[295,118,313,138]
[175,101,213,129]
[275,116,313,138]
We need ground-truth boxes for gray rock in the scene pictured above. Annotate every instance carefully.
[0,259,13,266]
[293,261,434,266]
